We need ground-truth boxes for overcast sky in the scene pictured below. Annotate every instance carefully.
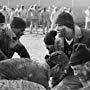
[73,0,90,7]
[0,0,72,8]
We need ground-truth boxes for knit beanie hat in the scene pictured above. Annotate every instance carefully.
[44,30,57,45]
[55,12,75,31]
[10,17,26,29]
[70,43,90,66]
[0,12,5,23]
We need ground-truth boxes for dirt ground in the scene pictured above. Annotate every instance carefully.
[12,28,48,64]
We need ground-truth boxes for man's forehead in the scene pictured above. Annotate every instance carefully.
[55,25,72,32]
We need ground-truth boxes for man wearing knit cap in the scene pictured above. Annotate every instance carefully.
[70,43,90,89]
[0,13,30,60]
[52,11,82,58]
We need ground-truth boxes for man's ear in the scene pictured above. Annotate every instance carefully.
[76,43,86,51]
[73,43,79,52]
[52,64,60,73]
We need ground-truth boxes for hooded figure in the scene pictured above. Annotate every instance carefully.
[70,43,90,89]
[70,43,90,66]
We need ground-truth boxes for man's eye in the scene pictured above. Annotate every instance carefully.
[74,68,78,71]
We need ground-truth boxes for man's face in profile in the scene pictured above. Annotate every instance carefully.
[55,25,74,40]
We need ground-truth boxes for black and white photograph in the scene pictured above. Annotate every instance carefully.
[0,0,90,90]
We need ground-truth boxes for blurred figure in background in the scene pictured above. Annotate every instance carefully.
[0,5,10,24]
[15,4,21,17]
[50,7,58,24]
[41,7,51,34]
[50,6,59,30]
[19,5,27,21]
[26,6,33,28]
[0,2,3,10]
[83,6,90,30]
[30,4,39,34]
[10,8,16,22]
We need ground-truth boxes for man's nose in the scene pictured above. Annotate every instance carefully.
[74,71,79,76]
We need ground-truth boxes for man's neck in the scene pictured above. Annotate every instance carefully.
[65,38,73,45]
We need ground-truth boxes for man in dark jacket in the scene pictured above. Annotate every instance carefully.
[0,12,30,61]
[52,11,82,58]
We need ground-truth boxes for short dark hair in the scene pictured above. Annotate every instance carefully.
[10,17,26,29]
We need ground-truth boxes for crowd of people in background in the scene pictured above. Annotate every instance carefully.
[0,3,72,34]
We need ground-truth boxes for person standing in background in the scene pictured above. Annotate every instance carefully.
[41,7,51,34]
[30,5,39,34]
[19,5,27,21]
[83,6,90,30]
[0,6,10,24]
